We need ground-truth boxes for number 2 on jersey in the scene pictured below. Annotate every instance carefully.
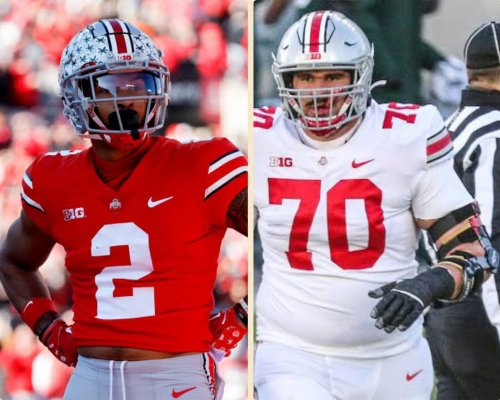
[93,223,155,320]
[269,178,386,270]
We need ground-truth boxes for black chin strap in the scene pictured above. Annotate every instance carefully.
[131,129,140,140]
[108,110,142,136]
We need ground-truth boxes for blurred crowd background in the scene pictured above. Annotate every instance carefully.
[0,0,248,399]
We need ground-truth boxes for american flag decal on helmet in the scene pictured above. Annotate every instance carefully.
[299,11,335,53]
[426,126,453,165]
[99,19,135,55]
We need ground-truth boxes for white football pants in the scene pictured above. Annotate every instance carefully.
[254,338,433,400]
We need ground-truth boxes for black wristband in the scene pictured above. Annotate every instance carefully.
[234,301,248,327]
[36,313,59,339]
[416,267,455,302]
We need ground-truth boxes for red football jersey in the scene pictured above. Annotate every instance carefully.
[20,136,247,352]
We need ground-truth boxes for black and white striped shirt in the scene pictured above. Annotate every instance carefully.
[447,88,500,313]
[448,88,500,251]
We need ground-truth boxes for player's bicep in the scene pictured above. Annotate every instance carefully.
[203,139,248,227]
[21,160,53,237]
[412,160,472,221]
[1,211,55,271]
[226,188,247,236]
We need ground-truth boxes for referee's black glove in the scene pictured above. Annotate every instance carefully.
[368,267,455,333]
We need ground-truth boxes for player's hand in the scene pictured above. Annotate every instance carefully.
[368,280,428,333]
[368,267,455,333]
[209,300,248,362]
[39,318,77,367]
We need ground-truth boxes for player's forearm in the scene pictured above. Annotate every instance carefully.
[418,206,495,301]
[0,254,75,365]
[0,255,52,314]
[439,241,486,299]
[0,213,56,313]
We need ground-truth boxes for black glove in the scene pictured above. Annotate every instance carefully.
[368,267,455,333]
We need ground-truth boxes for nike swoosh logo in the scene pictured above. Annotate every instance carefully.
[172,387,197,398]
[406,369,423,381]
[352,159,374,168]
[147,196,174,208]
[22,300,33,313]
[345,41,357,46]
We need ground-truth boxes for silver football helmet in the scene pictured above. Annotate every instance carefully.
[59,19,170,139]
[273,11,374,134]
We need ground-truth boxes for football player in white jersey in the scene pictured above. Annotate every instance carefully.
[253,11,499,400]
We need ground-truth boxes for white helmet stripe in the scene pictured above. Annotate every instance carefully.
[117,20,134,54]
[102,19,118,53]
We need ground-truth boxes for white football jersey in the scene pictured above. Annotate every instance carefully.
[254,101,473,358]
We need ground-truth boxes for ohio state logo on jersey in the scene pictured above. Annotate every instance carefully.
[109,198,122,210]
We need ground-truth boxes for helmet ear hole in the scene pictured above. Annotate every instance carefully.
[283,72,294,89]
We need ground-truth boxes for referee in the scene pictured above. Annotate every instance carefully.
[425,22,500,400]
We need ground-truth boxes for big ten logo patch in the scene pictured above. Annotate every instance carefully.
[63,207,85,221]
[270,156,293,167]
[117,54,133,61]
[305,53,321,60]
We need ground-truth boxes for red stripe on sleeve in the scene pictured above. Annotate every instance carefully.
[426,132,452,156]
[109,20,127,54]
[309,12,324,53]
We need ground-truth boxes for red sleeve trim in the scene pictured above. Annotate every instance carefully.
[426,127,453,165]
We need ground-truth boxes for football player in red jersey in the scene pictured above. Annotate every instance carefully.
[0,19,247,400]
